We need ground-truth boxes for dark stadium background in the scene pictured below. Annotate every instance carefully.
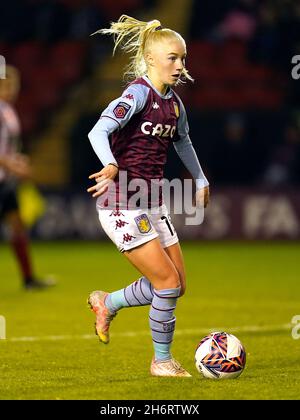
[1,0,299,240]
[1,0,300,401]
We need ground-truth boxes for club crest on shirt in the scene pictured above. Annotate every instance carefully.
[134,214,152,234]
[173,102,180,118]
[113,102,131,119]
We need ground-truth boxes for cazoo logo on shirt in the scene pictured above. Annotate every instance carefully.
[141,122,176,138]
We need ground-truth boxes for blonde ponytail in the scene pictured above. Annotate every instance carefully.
[92,15,193,84]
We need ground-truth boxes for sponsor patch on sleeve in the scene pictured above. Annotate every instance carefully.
[113,102,131,119]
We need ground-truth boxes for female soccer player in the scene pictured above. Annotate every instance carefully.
[87,15,209,377]
[0,65,55,290]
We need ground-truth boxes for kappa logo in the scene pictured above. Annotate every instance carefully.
[152,102,160,109]
[122,233,136,243]
[115,219,129,230]
[110,210,125,217]
[123,93,134,101]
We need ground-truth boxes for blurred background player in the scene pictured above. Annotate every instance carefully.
[0,65,55,290]
[87,15,209,377]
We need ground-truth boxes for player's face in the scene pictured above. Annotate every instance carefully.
[147,38,187,90]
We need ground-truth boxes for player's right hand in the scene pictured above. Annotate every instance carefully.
[195,186,210,208]
[87,164,119,198]
[4,154,32,179]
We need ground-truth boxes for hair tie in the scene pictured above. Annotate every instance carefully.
[155,25,163,31]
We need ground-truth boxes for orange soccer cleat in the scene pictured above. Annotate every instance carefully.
[87,291,116,344]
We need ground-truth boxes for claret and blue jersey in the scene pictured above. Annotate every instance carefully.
[88,75,209,208]
[101,76,189,181]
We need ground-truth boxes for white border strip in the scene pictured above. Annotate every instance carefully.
[4,323,292,343]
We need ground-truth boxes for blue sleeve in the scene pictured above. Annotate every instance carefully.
[88,84,149,166]
[173,98,209,189]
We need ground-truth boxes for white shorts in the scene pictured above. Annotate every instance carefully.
[97,204,178,252]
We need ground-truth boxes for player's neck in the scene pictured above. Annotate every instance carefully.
[146,74,168,96]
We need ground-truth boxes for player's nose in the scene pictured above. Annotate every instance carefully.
[176,64,183,72]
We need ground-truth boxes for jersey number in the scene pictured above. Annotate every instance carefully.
[161,216,174,236]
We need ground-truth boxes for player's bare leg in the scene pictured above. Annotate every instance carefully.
[5,210,55,289]
[124,238,191,377]
[124,238,180,291]
[164,242,186,297]
[5,210,33,282]
[87,237,178,345]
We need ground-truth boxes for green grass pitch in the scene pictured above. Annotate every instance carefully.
[0,241,300,400]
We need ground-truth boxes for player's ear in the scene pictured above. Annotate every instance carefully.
[145,52,154,67]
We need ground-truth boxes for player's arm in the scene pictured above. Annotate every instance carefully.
[0,153,32,179]
[87,84,148,197]
[173,99,209,208]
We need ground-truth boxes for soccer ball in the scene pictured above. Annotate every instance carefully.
[195,331,246,379]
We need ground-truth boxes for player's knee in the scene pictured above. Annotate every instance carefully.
[165,270,181,290]
[179,283,186,297]
[156,269,180,290]
[178,271,186,296]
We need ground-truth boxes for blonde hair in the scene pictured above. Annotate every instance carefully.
[92,15,193,84]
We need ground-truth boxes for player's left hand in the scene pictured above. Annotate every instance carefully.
[195,186,210,208]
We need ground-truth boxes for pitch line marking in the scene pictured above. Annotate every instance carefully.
[4,323,292,343]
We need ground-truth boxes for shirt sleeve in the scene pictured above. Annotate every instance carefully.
[173,98,209,189]
[88,84,149,167]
